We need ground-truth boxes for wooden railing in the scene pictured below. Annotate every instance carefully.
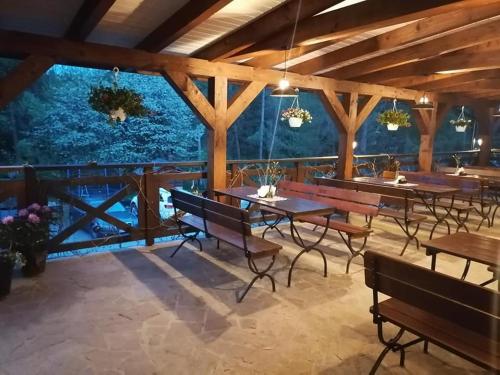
[0,150,483,254]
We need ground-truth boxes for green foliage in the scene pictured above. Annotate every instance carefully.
[280,107,312,123]
[377,109,411,127]
[88,86,149,118]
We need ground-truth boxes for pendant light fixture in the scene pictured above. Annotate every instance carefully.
[412,94,434,110]
[270,0,302,98]
[492,104,500,117]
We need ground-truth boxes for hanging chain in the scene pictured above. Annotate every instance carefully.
[112,67,120,90]
[458,105,465,120]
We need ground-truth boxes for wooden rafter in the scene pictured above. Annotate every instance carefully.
[0,29,443,102]
[352,51,500,84]
[195,0,344,61]
[355,95,382,130]
[136,0,232,52]
[0,55,54,110]
[65,0,116,40]
[230,0,478,60]
[290,2,500,75]
[381,74,458,88]
[438,79,500,92]
[244,41,332,69]
[328,19,500,80]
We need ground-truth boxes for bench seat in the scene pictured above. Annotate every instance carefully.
[298,215,372,239]
[181,215,281,259]
[421,198,474,211]
[379,208,427,223]
[375,298,500,371]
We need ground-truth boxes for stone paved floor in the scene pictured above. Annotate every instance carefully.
[0,211,498,375]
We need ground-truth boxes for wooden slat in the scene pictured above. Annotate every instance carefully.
[136,0,232,52]
[0,55,54,110]
[329,19,500,80]
[65,0,116,40]
[290,2,500,75]
[195,0,344,60]
[230,0,478,60]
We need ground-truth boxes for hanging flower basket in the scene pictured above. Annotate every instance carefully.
[377,99,411,131]
[88,67,150,124]
[280,93,312,128]
[450,106,471,132]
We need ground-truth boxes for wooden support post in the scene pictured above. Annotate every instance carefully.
[23,165,41,206]
[321,90,359,179]
[474,104,493,166]
[207,76,228,197]
[415,102,451,171]
[143,166,156,246]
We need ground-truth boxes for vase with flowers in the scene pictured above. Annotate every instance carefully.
[257,162,284,198]
[1,204,53,277]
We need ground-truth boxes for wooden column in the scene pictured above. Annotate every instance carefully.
[415,102,451,171]
[321,91,381,179]
[207,76,228,196]
[474,104,493,166]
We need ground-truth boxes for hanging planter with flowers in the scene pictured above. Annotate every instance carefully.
[377,99,411,131]
[88,67,150,124]
[450,106,471,133]
[280,94,312,128]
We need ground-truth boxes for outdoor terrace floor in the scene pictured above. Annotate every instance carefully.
[1,211,498,375]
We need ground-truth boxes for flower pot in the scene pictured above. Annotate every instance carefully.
[288,117,303,128]
[21,246,48,277]
[455,125,467,132]
[382,171,398,180]
[257,185,277,198]
[387,123,399,131]
[110,107,127,122]
[0,259,14,299]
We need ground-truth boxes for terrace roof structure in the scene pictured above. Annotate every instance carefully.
[0,0,499,191]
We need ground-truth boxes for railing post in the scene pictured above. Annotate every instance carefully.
[142,166,155,246]
[295,161,305,183]
[23,165,41,206]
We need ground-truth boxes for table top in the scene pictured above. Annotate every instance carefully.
[214,186,336,217]
[352,176,460,196]
[422,232,500,267]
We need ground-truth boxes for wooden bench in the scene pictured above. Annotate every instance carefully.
[170,189,282,302]
[438,166,497,229]
[364,251,500,374]
[278,180,380,273]
[315,177,427,256]
[402,171,478,232]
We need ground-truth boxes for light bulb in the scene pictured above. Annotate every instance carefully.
[477,138,483,146]
[278,78,290,90]
[473,138,476,145]
[352,141,358,150]
[419,95,429,104]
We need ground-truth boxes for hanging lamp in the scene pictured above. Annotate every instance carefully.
[271,49,298,97]
[492,104,500,117]
[412,94,434,110]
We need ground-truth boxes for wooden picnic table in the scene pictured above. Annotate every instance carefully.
[352,176,460,238]
[422,232,500,289]
[214,186,337,286]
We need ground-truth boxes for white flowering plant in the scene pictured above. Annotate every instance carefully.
[281,107,312,123]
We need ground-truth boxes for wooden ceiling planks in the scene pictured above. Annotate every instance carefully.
[136,0,233,52]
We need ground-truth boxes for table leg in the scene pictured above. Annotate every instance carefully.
[287,215,330,287]
[417,191,451,239]
[431,252,437,271]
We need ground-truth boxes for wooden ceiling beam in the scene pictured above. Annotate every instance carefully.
[0,29,465,103]
[65,0,116,41]
[437,79,500,92]
[352,52,500,84]
[230,0,482,61]
[244,41,332,69]
[136,0,232,52]
[195,0,344,61]
[411,69,500,90]
[290,2,500,75]
[327,18,500,80]
[381,74,456,88]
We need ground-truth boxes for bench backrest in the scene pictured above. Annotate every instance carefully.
[170,189,251,236]
[315,177,414,210]
[403,171,481,195]
[279,180,380,216]
[364,251,500,342]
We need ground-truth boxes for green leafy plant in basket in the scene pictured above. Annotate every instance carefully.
[377,99,411,131]
[88,67,150,123]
